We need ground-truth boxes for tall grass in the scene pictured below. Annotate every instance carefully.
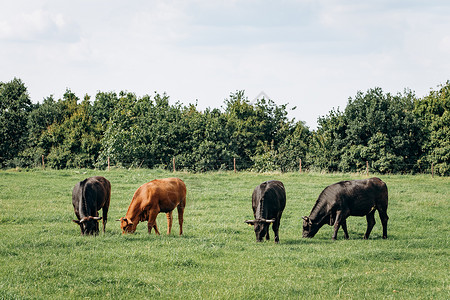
[0,169,448,299]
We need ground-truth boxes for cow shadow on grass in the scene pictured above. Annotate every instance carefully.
[282,237,337,245]
[281,229,392,244]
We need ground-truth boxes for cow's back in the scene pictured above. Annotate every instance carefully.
[252,180,286,218]
[84,177,110,213]
[334,177,388,216]
[128,177,186,216]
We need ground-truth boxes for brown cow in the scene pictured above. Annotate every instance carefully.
[118,177,186,235]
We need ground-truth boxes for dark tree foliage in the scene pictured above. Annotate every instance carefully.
[44,91,103,168]
[174,106,236,171]
[414,81,450,175]
[310,108,347,171]
[342,88,422,173]
[1,77,448,175]
[0,78,32,167]
[224,91,293,170]
[97,92,188,169]
[20,96,64,167]
[313,88,423,173]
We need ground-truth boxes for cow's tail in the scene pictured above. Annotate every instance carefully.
[79,179,88,217]
[374,180,389,216]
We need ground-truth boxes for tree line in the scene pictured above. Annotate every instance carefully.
[1,78,449,175]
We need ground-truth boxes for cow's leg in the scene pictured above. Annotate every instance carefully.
[273,218,281,243]
[102,207,108,233]
[147,210,160,235]
[177,203,184,235]
[265,229,270,241]
[332,211,345,240]
[166,211,173,235]
[341,220,349,239]
[332,224,340,240]
[364,212,376,239]
[378,210,389,239]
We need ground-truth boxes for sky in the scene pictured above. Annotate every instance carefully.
[1,0,449,129]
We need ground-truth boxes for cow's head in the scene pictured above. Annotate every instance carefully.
[73,216,102,235]
[301,216,320,238]
[117,217,136,234]
[245,218,275,242]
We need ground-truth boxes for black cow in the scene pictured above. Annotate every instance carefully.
[72,176,111,235]
[302,177,388,240]
[245,180,286,243]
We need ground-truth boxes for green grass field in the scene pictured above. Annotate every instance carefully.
[0,169,448,299]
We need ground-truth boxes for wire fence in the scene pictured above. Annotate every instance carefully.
[98,156,441,177]
[8,154,441,177]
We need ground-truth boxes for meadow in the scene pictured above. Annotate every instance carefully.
[0,169,448,299]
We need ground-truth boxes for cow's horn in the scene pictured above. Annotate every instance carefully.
[244,220,256,224]
[302,216,308,221]
[265,218,276,223]
[93,217,102,220]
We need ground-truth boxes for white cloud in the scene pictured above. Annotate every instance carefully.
[0,9,79,42]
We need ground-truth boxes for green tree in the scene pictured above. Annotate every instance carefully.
[275,121,311,172]
[29,90,103,169]
[92,91,119,125]
[174,106,235,171]
[341,88,422,173]
[415,81,450,175]
[0,78,32,167]
[97,92,185,169]
[312,88,422,173]
[18,96,64,167]
[309,108,347,171]
[224,91,290,169]
[97,92,144,168]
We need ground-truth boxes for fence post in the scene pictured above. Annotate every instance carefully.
[299,158,302,173]
[42,155,45,169]
[173,157,176,173]
[431,162,434,178]
[234,158,236,173]
[366,161,369,177]
[107,157,110,171]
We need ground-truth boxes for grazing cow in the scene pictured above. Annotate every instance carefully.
[245,180,286,243]
[72,176,111,235]
[118,177,186,235]
[302,177,389,240]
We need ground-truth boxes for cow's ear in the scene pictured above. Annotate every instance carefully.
[302,216,312,225]
[73,220,81,225]
[121,218,133,226]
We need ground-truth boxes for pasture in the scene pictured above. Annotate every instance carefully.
[0,169,448,299]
